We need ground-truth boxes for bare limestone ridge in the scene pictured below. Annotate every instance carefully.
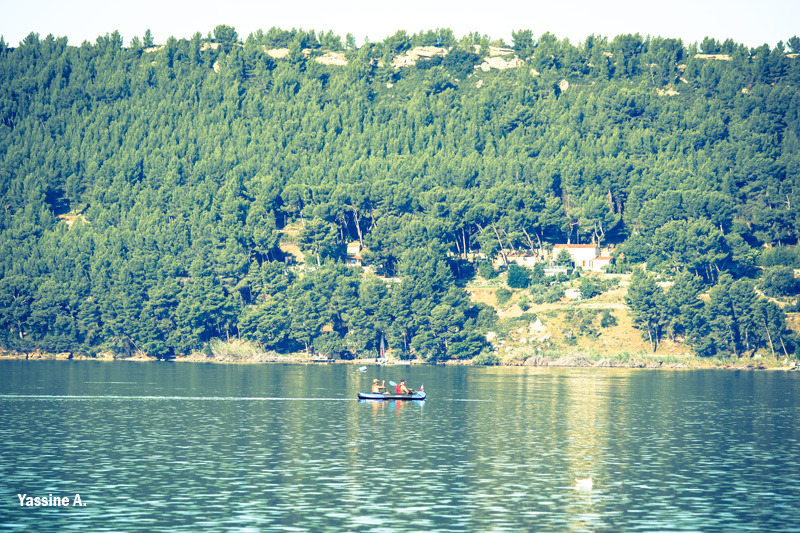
[193,43,532,73]
[388,45,525,71]
[316,51,348,66]
[691,52,800,62]
[477,56,525,72]
[391,46,449,68]
[265,48,289,59]
[694,54,732,61]
[471,45,516,57]
[657,86,680,96]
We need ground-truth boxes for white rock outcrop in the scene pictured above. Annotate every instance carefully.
[392,46,449,68]
[477,56,524,72]
[266,48,289,59]
[316,51,348,66]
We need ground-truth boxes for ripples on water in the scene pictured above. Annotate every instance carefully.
[1,362,799,532]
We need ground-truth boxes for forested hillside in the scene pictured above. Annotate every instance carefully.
[1,26,799,361]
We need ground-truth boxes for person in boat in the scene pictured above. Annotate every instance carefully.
[396,379,413,395]
[372,379,387,394]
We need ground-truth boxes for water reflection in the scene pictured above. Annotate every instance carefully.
[1,362,799,532]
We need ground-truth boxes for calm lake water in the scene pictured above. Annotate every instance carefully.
[1,361,799,532]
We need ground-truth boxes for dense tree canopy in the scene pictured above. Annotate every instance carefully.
[0,27,799,359]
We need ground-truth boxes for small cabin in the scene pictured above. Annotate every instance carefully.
[590,256,613,272]
[507,252,547,268]
[346,241,364,267]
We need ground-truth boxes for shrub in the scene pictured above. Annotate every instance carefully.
[545,284,564,303]
[579,277,601,299]
[529,284,548,304]
[202,343,214,358]
[531,263,546,284]
[600,310,617,328]
[478,261,498,279]
[507,264,532,288]
[207,339,260,360]
[495,287,512,305]
[472,351,500,365]
[580,315,598,337]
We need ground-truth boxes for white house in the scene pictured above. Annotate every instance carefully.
[552,244,601,269]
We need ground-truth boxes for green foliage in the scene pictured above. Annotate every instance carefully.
[472,351,500,365]
[441,48,481,79]
[495,287,512,305]
[0,27,797,361]
[651,219,729,283]
[617,233,650,265]
[578,277,601,299]
[298,217,341,266]
[600,310,617,328]
[626,269,667,351]
[760,266,800,298]
[569,308,599,337]
[213,25,239,48]
[478,261,497,279]
[556,249,573,267]
[759,246,800,268]
[664,270,705,343]
[507,264,531,288]
[547,283,566,303]
[701,275,793,358]
[512,29,535,59]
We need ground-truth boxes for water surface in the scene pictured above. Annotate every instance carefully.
[1,361,799,531]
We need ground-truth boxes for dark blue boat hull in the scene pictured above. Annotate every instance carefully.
[357,392,427,401]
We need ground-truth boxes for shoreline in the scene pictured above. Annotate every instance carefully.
[0,350,794,371]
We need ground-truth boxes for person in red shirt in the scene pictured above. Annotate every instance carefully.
[396,379,413,394]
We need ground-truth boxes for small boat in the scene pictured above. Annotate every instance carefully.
[357,392,427,401]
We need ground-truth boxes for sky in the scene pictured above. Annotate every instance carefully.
[3,0,798,50]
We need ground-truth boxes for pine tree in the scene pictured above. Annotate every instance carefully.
[626,269,667,352]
